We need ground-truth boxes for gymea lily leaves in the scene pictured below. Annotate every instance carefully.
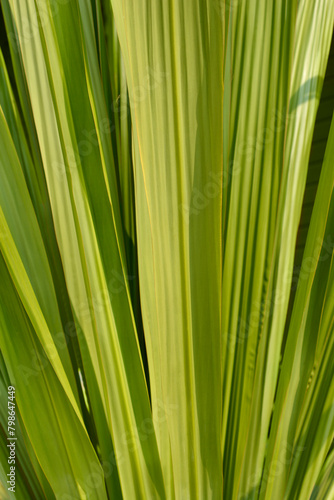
[0,0,333,499]
[111,0,334,498]
[1,0,164,497]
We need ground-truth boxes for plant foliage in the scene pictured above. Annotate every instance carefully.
[0,0,333,499]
